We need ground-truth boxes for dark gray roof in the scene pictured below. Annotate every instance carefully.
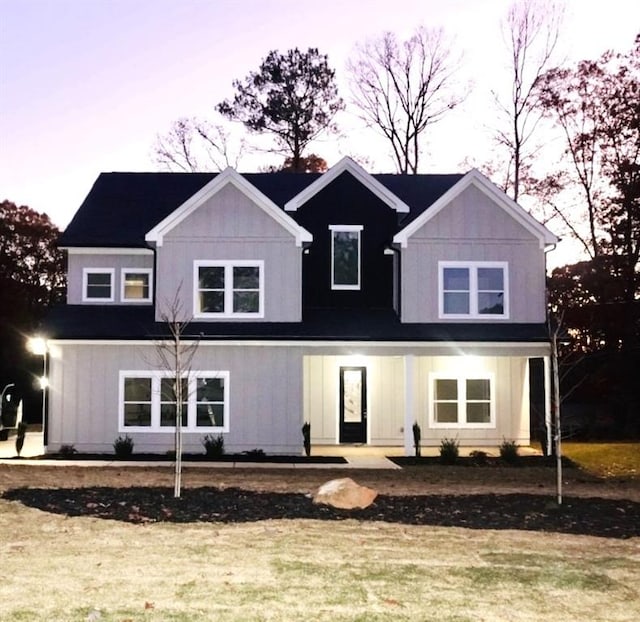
[42,305,550,343]
[58,171,464,247]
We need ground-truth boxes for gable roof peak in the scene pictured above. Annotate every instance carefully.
[284,156,411,213]
[393,168,559,249]
[145,167,312,247]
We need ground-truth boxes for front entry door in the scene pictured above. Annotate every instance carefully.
[339,366,367,443]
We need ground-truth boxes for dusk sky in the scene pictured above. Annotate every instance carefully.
[1,0,638,239]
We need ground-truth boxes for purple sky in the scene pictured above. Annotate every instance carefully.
[1,0,638,243]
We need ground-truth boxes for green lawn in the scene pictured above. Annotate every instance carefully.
[562,442,640,478]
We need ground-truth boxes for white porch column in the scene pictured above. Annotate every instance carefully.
[543,355,552,454]
[404,354,415,456]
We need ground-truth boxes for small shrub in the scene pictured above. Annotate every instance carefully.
[469,449,489,465]
[243,448,266,459]
[412,422,421,457]
[59,444,77,456]
[113,434,134,458]
[301,422,311,457]
[499,439,520,464]
[439,437,459,465]
[202,434,225,459]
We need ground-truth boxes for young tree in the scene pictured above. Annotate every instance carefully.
[153,290,200,498]
[492,0,563,201]
[217,48,343,172]
[347,27,463,174]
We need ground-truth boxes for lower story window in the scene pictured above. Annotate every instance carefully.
[119,371,229,432]
[430,374,494,428]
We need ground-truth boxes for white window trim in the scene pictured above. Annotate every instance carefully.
[118,370,230,433]
[438,261,509,319]
[82,268,115,302]
[329,225,363,291]
[120,268,153,303]
[428,372,496,429]
[193,260,264,319]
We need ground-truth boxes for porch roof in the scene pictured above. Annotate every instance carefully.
[40,306,551,343]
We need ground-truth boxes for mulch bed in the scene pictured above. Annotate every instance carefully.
[3,486,639,539]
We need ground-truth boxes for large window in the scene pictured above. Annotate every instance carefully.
[330,225,362,290]
[121,268,152,302]
[194,261,264,318]
[119,371,229,432]
[430,373,495,428]
[82,268,114,302]
[439,262,508,319]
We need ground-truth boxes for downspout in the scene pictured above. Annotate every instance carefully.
[384,245,401,316]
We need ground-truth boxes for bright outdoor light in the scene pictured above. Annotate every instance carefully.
[28,336,48,356]
[39,376,49,390]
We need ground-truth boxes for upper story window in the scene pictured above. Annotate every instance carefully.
[430,373,495,428]
[439,261,508,319]
[194,260,264,318]
[82,268,114,302]
[121,269,153,302]
[330,225,362,290]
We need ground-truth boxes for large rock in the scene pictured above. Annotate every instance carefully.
[312,477,378,510]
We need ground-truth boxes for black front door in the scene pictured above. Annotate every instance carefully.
[339,366,367,443]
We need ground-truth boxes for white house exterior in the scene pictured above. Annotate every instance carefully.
[41,157,558,455]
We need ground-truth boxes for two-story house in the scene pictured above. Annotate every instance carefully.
[39,157,558,455]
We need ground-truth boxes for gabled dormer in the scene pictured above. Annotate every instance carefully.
[145,168,311,322]
[284,157,411,311]
[393,169,559,324]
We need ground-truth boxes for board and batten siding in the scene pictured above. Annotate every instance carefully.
[413,355,530,445]
[67,252,154,305]
[400,184,547,323]
[155,183,303,322]
[303,351,532,448]
[303,355,406,446]
[46,342,305,454]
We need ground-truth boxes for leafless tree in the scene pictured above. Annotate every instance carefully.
[492,0,563,201]
[347,27,464,174]
[153,288,200,498]
[153,116,246,172]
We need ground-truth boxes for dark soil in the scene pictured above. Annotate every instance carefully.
[3,486,639,539]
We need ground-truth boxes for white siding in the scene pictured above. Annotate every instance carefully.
[413,355,530,445]
[155,183,302,322]
[400,184,547,323]
[67,253,153,305]
[47,342,304,454]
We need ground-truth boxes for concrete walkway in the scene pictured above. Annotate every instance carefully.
[0,431,540,469]
[0,432,401,469]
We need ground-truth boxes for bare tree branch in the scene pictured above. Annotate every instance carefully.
[152,117,247,172]
[347,27,464,174]
[492,0,563,200]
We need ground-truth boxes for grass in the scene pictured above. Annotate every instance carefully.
[1,497,639,621]
[562,442,640,478]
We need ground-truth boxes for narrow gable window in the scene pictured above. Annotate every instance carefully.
[439,262,508,319]
[194,260,264,318]
[82,268,114,302]
[330,225,362,290]
[121,269,152,302]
